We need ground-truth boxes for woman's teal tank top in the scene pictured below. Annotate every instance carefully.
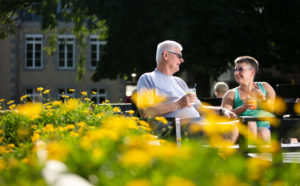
[233,82,273,128]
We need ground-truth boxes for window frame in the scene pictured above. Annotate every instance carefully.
[25,88,40,102]
[25,34,43,69]
[57,35,75,70]
[90,88,107,104]
[57,88,75,100]
[89,35,107,70]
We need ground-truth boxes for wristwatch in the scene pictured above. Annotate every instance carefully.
[219,108,223,115]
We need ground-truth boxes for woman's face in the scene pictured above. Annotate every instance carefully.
[234,62,255,84]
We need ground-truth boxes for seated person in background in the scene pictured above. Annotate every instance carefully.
[214,82,229,98]
[136,40,238,142]
[221,56,276,143]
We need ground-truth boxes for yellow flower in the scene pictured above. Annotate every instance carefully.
[69,89,75,92]
[126,179,151,186]
[31,125,38,129]
[7,144,15,148]
[43,89,50,94]
[0,99,5,102]
[62,95,69,98]
[64,124,75,131]
[166,176,195,186]
[131,89,166,109]
[273,97,287,115]
[138,120,150,128]
[52,100,62,106]
[69,131,79,137]
[81,91,87,96]
[247,158,271,180]
[84,98,91,102]
[45,105,52,109]
[77,121,86,128]
[119,148,152,167]
[20,95,28,101]
[63,98,79,111]
[113,107,121,113]
[96,113,105,118]
[91,91,97,94]
[7,100,14,105]
[15,103,43,119]
[83,110,89,114]
[37,87,44,91]
[0,129,3,134]
[92,148,103,159]
[102,116,139,131]
[154,116,168,124]
[214,174,248,186]
[0,106,2,110]
[47,141,70,161]
[9,104,16,110]
[46,112,53,116]
[31,133,40,142]
[127,110,135,115]
[21,158,29,164]
[42,124,55,133]
[104,99,110,103]
[294,101,300,114]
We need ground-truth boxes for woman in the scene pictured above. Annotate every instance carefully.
[222,56,276,143]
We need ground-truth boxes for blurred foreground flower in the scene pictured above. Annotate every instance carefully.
[131,89,166,109]
[272,97,287,115]
[294,101,300,114]
[63,98,79,111]
[126,179,151,186]
[15,102,43,120]
[166,176,195,186]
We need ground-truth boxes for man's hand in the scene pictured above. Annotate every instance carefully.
[177,94,197,108]
[221,108,237,118]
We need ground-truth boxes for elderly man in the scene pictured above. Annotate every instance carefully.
[136,40,236,119]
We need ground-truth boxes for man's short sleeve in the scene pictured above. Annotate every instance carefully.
[137,73,155,91]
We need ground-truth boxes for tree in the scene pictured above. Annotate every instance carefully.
[1,0,299,96]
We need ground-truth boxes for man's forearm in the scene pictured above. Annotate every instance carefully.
[139,102,180,117]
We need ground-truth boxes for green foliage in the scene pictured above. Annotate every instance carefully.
[1,0,299,83]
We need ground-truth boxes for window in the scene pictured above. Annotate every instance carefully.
[58,35,75,69]
[90,36,107,69]
[90,88,107,104]
[58,88,75,101]
[25,34,43,69]
[25,88,40,102]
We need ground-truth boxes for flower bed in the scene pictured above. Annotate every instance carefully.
[0,90,300,185]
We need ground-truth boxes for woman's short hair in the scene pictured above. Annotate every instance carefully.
[214,82,229,93]
[234,56,259,74]
[156,40,183,65]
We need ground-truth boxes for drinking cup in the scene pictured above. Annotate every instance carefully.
[245,97,257,110]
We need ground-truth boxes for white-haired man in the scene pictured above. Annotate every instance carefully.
[137,40,236,119]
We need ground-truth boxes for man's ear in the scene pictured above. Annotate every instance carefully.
[162,51,168,60]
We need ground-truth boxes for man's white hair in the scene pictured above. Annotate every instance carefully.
[156,40,183,65]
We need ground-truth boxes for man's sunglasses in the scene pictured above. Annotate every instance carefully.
[161,51,183,59]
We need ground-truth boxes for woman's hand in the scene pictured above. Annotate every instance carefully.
[252,83,266,100]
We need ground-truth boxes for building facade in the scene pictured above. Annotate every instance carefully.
[0,20,126,104]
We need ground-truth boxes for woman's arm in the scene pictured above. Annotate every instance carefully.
[221,89,247,115]
[262,82,276,111]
